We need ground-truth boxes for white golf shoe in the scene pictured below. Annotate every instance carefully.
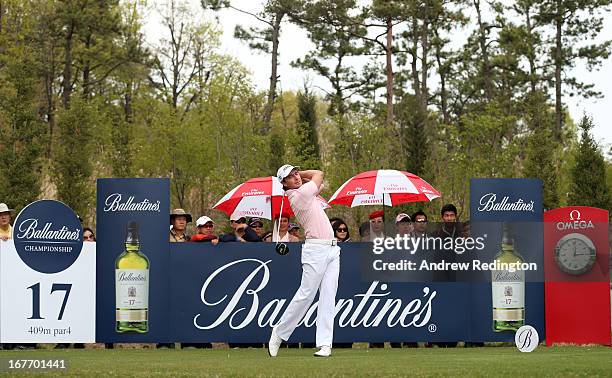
[268,327,282,357]
[314,345,332,357]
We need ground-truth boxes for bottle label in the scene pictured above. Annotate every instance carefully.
[116,269,149,318]
[492,269,525,312]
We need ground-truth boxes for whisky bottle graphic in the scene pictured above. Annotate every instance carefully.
[115,221,149,333]
[491,223,525,332]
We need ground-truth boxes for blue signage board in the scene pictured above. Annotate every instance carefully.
[469,178,545,342]
[96,178,170,342]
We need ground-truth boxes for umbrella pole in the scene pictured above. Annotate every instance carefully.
[382,192,385,237]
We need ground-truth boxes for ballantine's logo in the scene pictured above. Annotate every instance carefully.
[477,193,534,212]
[193,259,436,330]
[556,209,594,230]
[104,193,160,212]
[347,187,368,196]
[16,218,80,241]
[118,271,147,282]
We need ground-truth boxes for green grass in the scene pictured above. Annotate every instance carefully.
[2,346,612,377]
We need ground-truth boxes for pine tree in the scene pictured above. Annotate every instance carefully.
[568,116,610,210]
[295,86,321,169]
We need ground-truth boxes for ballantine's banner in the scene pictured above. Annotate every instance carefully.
[544,206,610,345]
[470,178,545,342]
[96,179,170,343]
[0,200,95,343]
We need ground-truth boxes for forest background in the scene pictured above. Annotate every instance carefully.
[0,0,610,232]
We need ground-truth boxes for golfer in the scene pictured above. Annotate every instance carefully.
[268,165,340,358]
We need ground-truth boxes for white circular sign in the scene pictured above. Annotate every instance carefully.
[515,325,539,352]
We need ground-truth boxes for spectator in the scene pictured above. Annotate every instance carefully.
[395,213,412,236]
[191,216,219,244]
[368,210,385,240]
[331,218,351,242]
[219,216,260,242]
[248,218,266,239]
[261,232,273,242]
[437,204,463,239]
[411,210,429,237]
[170,209,192,242]
[288,223,301,240]
[0,203,12,241]
[83,227,96,242]
[272,215,299,242]
[359,222,371,241]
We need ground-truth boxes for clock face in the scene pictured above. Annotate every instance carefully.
[554,233,597,275]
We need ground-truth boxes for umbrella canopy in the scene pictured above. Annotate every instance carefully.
[213,176,330,220]
[328,169,440,207]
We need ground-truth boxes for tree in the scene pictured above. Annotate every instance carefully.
[53,98,94,219]
[202,0,296,134]
[538,0,612,141]
[522,93,559,209]
[294,86,321,169]
[568,115,610,209]
[0,0,46,210]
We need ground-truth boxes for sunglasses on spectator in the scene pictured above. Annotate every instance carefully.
[337,228,348,232]
[415,219,427,223]
[84,235,95,240]
[232,219,246,224]
[251,224,263,228]
[199,223,214,228]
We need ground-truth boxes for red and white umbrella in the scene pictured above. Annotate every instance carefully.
[328,169,440,207]
[213,176,330,220]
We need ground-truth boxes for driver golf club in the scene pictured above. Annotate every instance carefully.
[275,192,289,255]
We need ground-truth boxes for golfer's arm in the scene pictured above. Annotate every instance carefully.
[300,170,324,189]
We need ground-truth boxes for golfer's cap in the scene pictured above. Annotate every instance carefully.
[196,216,214,227]
[0,203,12,214]
[288,223,300,231]
[395,213,411,224]
[277,164,300,182]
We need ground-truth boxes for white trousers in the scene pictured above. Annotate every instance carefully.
[275,242,341,348]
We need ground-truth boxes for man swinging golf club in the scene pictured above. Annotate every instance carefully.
[268,165,340,358]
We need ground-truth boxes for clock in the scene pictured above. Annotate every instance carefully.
[554,233,597,275]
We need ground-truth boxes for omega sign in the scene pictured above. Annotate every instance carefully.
[193,259,436,330]
[556,209,594,231]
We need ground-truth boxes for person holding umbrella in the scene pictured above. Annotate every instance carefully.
[268,165,339,358]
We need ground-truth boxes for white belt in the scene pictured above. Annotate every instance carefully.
[305,239,338,246]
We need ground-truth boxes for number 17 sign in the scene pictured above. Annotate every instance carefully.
[0,200,95,343]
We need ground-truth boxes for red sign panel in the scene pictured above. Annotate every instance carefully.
[544,206,610,345]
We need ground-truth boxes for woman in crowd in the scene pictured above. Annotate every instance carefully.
[273,215,300,242]
[331,218,351,242]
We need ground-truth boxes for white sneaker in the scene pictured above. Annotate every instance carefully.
[268,327,282,357]
[314,345,332,357]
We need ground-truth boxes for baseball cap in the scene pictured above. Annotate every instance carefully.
[196,216,214,227]
[395,213,411,224]
[230,214,247,222]
[277,164,300,183]
[248,217,264,227]
[288,223,300,231]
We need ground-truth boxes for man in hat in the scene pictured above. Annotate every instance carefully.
[219,215,261,242]
[368,210,385,241]
[248,217,266,239]
[395,213,412,236]
[268,165,339,358]
[0,203,13,241]
[170,208,192,242]
[191,216,219,244]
